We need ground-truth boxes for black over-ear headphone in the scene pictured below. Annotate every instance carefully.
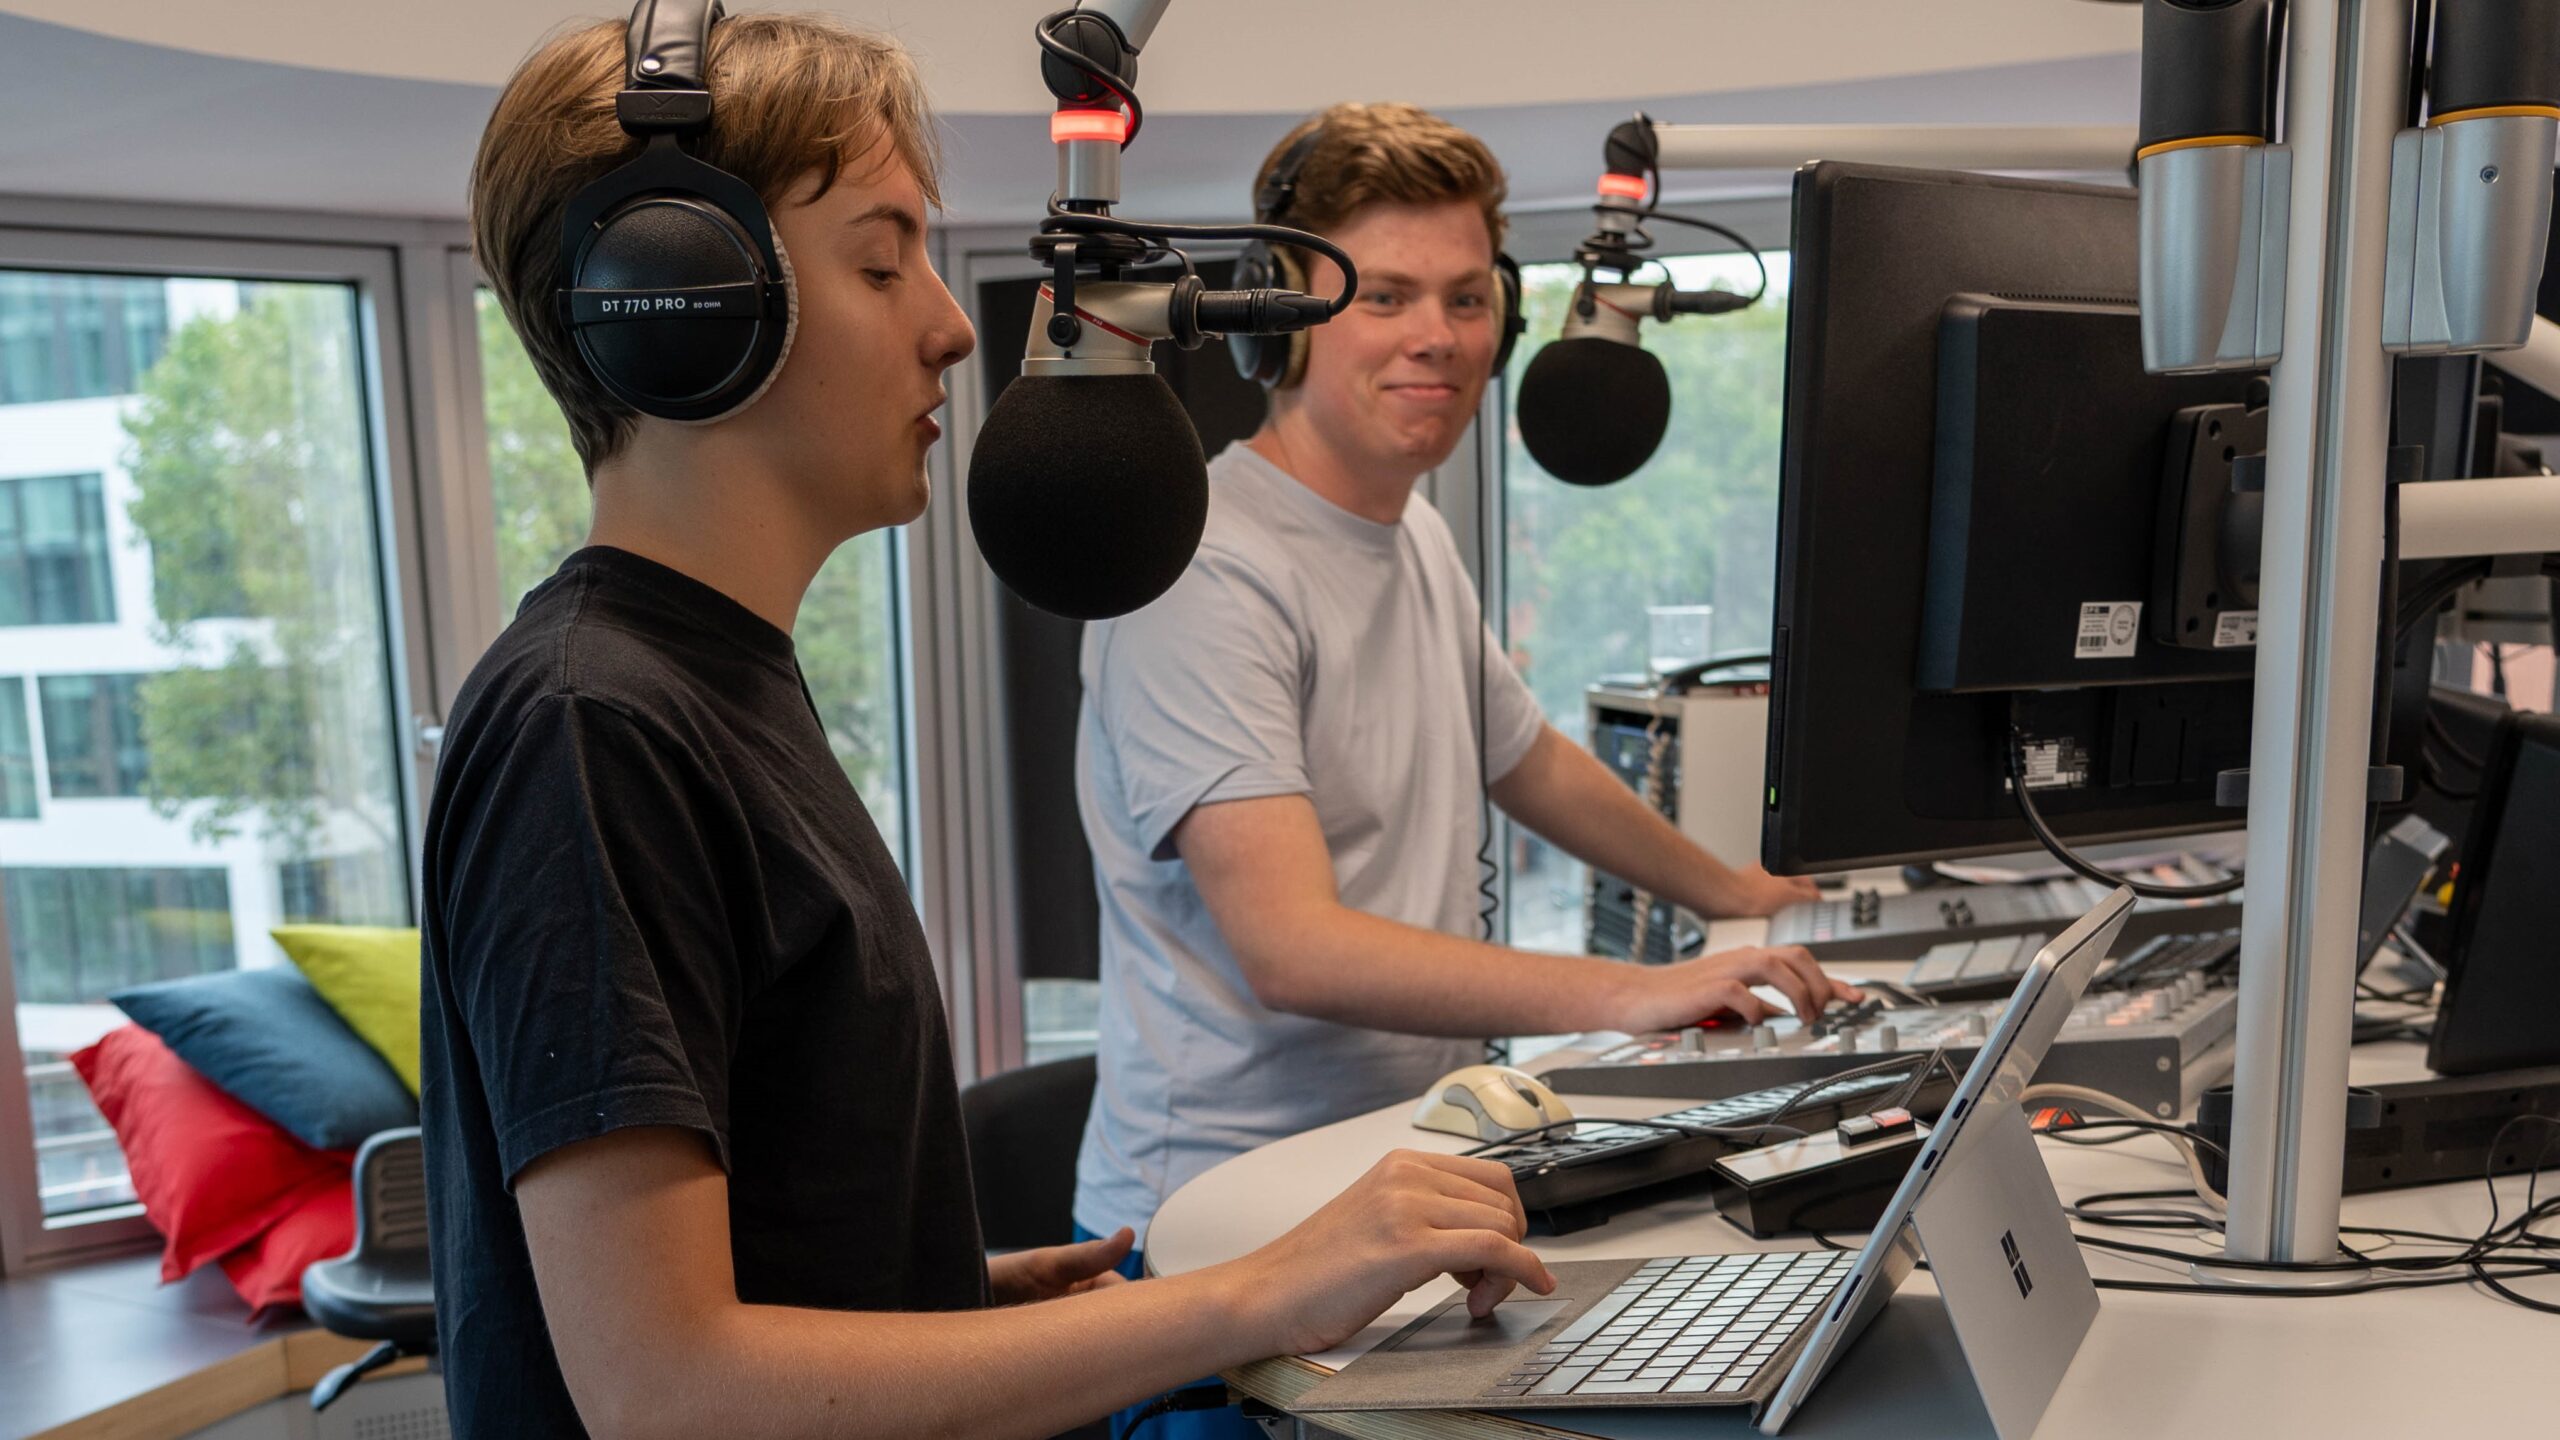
[1228,122,1527,390]
[555,0,796,423]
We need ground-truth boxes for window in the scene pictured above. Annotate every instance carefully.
[0,271,170,407]
[9,867,234,1220]
[473,288,912,861]
[0,473,115,627]
[0,267,411,1242]
[36,674,147,799]
[1500,251,1794,951]
[277,852,408,927]
[0,679,32,819]
[1024,981,1102,1068]
[3,868,233,1006]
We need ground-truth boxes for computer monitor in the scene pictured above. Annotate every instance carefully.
[1762,161,2477,876]
[2429,710,2560,1075]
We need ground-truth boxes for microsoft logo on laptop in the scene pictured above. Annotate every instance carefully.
[2000,1230,2033,1299]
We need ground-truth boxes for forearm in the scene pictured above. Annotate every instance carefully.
[1246,905,1634,1037]
[1493,729,1758,919]
[606,1267,1259,1440]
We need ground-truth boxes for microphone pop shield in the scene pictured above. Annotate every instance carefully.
[1514,336,1673,487]
[967,372,1209,620]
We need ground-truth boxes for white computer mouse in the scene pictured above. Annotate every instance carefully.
[1411,1064,1576,1143]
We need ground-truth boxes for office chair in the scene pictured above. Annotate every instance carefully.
[960,1053,1099,1250]
[302,1126,437,1411]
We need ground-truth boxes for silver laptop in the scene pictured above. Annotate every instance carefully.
[1293,886,2132,1439]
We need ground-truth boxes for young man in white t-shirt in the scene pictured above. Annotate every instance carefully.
[1074,103,1851,1283]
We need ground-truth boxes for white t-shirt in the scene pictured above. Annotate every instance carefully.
[1071,440,1547,1242]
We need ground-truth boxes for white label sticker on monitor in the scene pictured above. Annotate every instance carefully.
[2074,601,2141,660]
[2018,737,2089,790]
[2213,610,2259,648]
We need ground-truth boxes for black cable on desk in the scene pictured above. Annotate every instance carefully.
[2044,1122,2560,1313]
[1760,1053,1930,1132]
[2071,1184,2560,1256]
[2036,1116,2231,1160]
[1461,1115,1808,1157]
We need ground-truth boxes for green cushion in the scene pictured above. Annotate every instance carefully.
[271,925,422,1096]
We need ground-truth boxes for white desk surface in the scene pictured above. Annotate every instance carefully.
[1144,914,2557,1439]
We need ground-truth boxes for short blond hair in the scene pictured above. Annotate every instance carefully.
[472,12,941,472]
[1254,102,1509,256]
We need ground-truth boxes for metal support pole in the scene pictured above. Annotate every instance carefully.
[2221,0,2408,1269]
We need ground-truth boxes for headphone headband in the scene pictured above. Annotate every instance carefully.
[618,0,723,135]
[556,0,797,423]
[1255,124,1327,224]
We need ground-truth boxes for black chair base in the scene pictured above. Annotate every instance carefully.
[311,1338,436,1411]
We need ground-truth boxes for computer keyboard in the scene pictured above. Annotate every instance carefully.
[1901,926,2242,1002]
[2097,927,2242,991]
[1490,1066,1952,1233]
[1483,1251,1859,1398]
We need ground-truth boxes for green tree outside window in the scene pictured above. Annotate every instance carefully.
[118,283,407,920]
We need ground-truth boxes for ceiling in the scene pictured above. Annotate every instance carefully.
[0,4,2143,226]
[12,1,2138,108]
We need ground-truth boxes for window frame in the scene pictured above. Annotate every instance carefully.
[0,209,455,1273]
[914,225,1035,1081]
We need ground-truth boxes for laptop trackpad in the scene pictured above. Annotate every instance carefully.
[1384,1300,1570,1354]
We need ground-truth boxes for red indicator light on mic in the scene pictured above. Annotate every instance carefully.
[1051,108,1130,145]
[1596,172,1648,200]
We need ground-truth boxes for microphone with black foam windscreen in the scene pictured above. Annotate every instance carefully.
[965,2,1355,620]
[1512,115,1766,487]
[969,267,1340,620]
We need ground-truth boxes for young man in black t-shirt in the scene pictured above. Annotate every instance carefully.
[427,11,1555,1439]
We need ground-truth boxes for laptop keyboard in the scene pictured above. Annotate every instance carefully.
[1484,1251,1859,1400]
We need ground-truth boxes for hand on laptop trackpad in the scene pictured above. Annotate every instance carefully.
[1386,1300,1570,1354]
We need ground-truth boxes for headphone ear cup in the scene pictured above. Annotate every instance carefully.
[571,192,790,421]
[1491,251,1527,375]
[666,225,798,426]
[1227,242,1294,388]
[1270,246,1311,389]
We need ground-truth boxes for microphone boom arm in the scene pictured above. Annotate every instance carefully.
[1030,2,1353,362]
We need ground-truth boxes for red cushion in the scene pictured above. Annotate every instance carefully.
[219,1178,356,1315]
[71,1025,353,1281]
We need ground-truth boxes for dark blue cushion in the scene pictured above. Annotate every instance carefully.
[111,967,416,1152]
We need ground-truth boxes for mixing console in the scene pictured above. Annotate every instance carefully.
[1766,876,2240,962]
[1545,984,2237,1118]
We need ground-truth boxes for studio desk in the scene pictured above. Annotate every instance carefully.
[1143,918,2552,1440]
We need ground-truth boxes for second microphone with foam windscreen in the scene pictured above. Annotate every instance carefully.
[1511,119,1766,488]
[1516,278,1750,487]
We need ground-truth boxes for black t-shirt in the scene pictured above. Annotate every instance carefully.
[420,546,986,1438]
